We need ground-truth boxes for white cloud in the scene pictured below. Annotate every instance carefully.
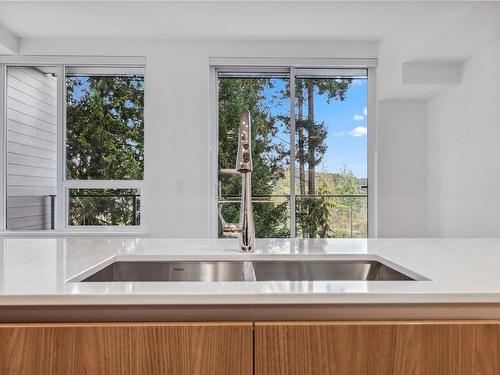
[350,126,367,137]
[353,114,364,121]
[332,131,345,136]
[363,107,367,116]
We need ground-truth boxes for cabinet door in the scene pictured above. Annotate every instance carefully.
[255,321,500,375]
[0,322,253,375]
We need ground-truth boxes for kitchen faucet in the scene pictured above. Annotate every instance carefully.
[218,110,255,252]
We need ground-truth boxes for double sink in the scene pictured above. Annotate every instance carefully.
[81,259,419,282]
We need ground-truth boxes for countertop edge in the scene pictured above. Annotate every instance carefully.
[1,293,500,306]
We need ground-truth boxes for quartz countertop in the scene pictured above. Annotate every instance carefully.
[0,237,499,306]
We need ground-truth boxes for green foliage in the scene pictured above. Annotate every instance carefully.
[333,229,350,238]
[334,167,360,195]
[296,178,333,238]
[69,189,140,226]
[66,75,144,180]
[332,167,366,225]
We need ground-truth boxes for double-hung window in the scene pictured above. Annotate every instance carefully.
[1,63,145,232]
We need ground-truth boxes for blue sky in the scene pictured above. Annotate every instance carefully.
[263,78,367,179]
[314,79,367,178]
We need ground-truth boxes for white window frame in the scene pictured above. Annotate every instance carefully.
[209,58,377,238]
[0,56,146,234]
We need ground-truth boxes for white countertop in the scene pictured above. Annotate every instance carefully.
[0,237,499,306]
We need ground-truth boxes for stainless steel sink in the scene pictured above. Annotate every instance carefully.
[251,260,414,281]
[81,261,250,282]
[80,260,417,282]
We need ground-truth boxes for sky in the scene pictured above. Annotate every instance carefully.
[314,79,367,178]
[263,78,367,179]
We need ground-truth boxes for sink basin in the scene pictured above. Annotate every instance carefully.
[80,260,417,282]
[251,260,414,281]
[81,261,249,282]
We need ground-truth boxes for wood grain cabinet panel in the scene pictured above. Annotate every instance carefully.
[255,321,500,375]
[0,322,253,375]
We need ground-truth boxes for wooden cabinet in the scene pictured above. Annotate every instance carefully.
[2,320,499,375]
[255,321,500,375]
[0,322,253,375]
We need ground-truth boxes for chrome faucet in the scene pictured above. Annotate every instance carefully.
[218,110,255,252]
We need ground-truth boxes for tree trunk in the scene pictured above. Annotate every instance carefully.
[297,95,305,197]
[306,82,316,238]
[307,83,316,196]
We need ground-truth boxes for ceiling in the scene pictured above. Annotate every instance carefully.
[0,1,499,99]
[0,1,478,40]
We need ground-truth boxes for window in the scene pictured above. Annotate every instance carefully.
[64,67,144,229]
[216,67,368,238]
[2,63,145,231]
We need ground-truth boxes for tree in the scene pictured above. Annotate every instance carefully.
[66,75,144,225]
[66,75,144,180]
[296,176,333,238]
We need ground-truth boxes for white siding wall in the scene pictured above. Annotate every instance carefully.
[6,67,57,230]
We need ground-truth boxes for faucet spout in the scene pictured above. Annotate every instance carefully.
[236,110,253,173]
[219,110,255,252]
[239,172,255,251]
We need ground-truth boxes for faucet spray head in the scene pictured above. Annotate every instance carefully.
[236,110,252,173]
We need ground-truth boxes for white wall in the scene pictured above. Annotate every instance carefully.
[15,39,377,237]
[377,100,428,237]
[427,40,500,237]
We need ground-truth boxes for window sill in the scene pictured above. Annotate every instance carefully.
[0,229,149,237]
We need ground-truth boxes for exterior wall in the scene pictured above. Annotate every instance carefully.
[6,66,57,230]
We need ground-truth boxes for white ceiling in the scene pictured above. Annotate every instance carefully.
[0,1,477,40]
[0,1,499,99]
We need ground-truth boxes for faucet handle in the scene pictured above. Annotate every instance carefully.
[218,168,238,177]
[218,203,242,237]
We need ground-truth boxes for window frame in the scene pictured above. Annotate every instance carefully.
[210,58,377,238]
[0,57,146,234]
